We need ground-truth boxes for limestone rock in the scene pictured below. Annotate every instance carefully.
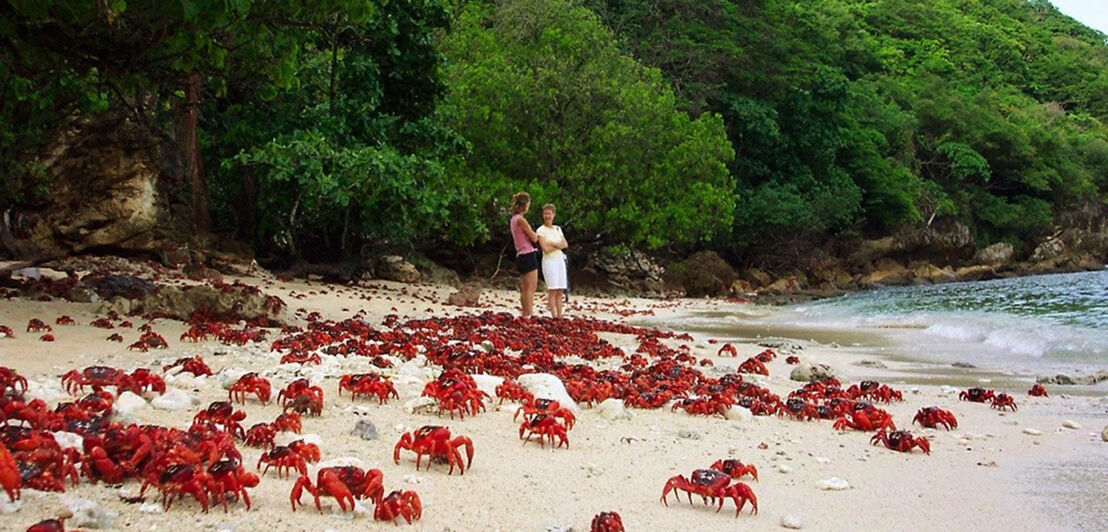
[374,255,421,284]
[150,388,194,410]
[403,396,438,415]
[67,498,117,529]
[21,113,181,257]
[446,283,482,306]
[665,251,737,297]
[953,265,997,282]
[724,405,751,422]
[351,419,378,440]
[816,477,850,491]
[1030,238,1066,263]
[123,283,287,325]
[112,391,148,420]
[595,398,632,421]
[1101,425,1107,442]
[743,268,773,288]
[469,374,503,399]
[790,362,837,383]
[516,373,580,414]
[975,242,1015,266]
[781,514,804,529]
[1062,420,1081,430]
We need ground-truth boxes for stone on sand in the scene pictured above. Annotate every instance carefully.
[817,477,850,491]
[516,373,580,414]
[595,398,632,421]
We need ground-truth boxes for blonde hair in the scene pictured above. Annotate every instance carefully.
[542,203,555,213]
[511,192,531,214]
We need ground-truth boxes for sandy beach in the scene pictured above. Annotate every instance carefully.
[1,269,1105,532]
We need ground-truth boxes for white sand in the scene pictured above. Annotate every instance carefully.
[1,273,1106,532]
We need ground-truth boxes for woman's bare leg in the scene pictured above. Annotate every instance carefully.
[550,289,563,317]
[521,270,538,317]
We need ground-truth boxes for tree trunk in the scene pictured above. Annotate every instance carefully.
[183,73,211,233]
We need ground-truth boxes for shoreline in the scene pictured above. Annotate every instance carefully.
[0,274,1104,531]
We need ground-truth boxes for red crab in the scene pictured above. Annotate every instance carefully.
[90,318,114,329]
[737,357,768,376]
[0,325,13,338]
[710,458,759,481]
[55,316,75,326]
[374,490,422,525]
[291,466,384,512]
[26,518,74,532]
[912,407,958,430]
[257,445,307,478]
[660,468,757,517]
[106,333,123,342]
[27,319,52,333]
[272,412,302,434]
[394,425,474,475]
[40,334,55,342]
[785,355,800,364]
[244,423,277,449]
[717,343,738,357]
[1027,383,1048,397]
[288,439,321,463]
[283,393,323,417]
[162,356,213,377]
[207,459,259,511]
[591,511,625,532]
[278,379,324,409]
[871,429,931,454]
[61,366,165,396]
[833,403,896,432]
[514,397,576,429]
[149,464,211,512]
[0,366,28,398]
[754,348,776,362]
[959,387,995,403]
[1,446,19,502]
[990,393,1018,411]
[519,414,569,449]
[495,379,534,405]
[279,352,322,365]
[192,401,247,438]
[139,331,168,349]
[228,373,271,405]
[338,373,398,404]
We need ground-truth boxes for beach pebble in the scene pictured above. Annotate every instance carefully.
[939,385,959,396]
[67,498,117,529]
[595,398,632,421]
[114,391,148,419]
[1101,425,1108,442]
[404,474,423,484]
[724,405,752,422]
[403,396,437,415]
[1062,420,1081,429]
[52,430,83,450]
[789,362,837,383]
[211,524,235,532]
[814,457,831,464]
[26,377,67,404]
[777,464,793,474]
[349,500,372,519]
[469,374,502,398]
[150,388,194,410]
[1022,428,1042,436]
[678,429,701,440]
[817,477,850,491]
[781,514,805,529]
[517,373,580,414]
[351,419,378,440]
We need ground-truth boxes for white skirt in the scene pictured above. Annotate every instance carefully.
[542,255,567,290]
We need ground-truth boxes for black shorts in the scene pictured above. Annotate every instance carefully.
[515,250,540,274]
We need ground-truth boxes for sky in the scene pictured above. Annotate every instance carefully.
[1049,0,1108,34]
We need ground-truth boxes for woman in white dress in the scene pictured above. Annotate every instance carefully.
[535,203,569,318]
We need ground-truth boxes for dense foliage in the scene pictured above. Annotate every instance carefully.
[2,0,1107,263]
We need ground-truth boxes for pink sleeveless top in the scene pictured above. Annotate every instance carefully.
[510,214,536,256]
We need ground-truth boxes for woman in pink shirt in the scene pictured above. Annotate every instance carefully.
[509,192,540,317]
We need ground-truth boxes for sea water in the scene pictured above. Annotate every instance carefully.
[771,270,1108,374]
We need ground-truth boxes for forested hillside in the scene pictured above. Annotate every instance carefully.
[2,0,1106,279]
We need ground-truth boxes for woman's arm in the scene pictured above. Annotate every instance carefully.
[556,227,568,250]
[538,232,558,253]
[516,216,538,243]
